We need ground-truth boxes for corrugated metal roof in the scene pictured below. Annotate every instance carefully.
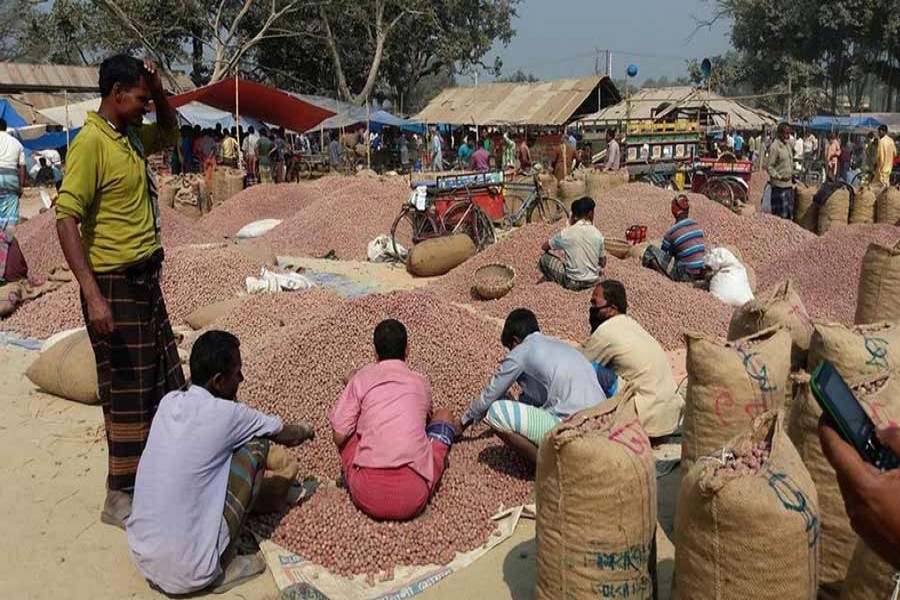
[576,86,779,130]
[0,62,194,93]
[415,76,619,126]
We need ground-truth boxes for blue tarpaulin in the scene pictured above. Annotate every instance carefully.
[797,115,885,133]
[1,99,73,150]
[0,99,27,128]
[22,129,78,151]
[368,110,425,133]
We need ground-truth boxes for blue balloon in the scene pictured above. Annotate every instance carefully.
[626,64,639,78]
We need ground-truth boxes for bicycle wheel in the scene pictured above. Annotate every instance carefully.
[726,179,749,205]
[391,208,437,261]
[441,201,495,251]
[703,178,735,209]
[526,194,569,224]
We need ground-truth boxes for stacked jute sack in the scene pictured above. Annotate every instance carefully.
[711,253,900,597]
[208,167,246,209]
[536,388,657,600]
[159,173,209,217]
[674,277,823,597]
[795,183,900,235]
[558,168,629,210]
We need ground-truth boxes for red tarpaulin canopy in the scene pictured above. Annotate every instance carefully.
[168,77,335,132]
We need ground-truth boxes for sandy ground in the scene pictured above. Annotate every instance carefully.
[0,339,679,600]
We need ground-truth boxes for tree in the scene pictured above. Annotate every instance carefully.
[92,0,313,89]
[497,70,539,83]
[700,0,899,113]
[380,0,519,110]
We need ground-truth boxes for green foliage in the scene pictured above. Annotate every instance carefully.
[706,0,900,112]
[497,70,539,83]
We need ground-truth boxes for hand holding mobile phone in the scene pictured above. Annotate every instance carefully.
[810,362,899,472]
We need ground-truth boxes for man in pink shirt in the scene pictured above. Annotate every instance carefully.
[329,319,459,521]
[471,143,491,172]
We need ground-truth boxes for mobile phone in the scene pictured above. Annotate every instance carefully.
[810,362,899,471]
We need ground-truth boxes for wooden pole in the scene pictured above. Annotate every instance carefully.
[235,75,243,167]
[366,98,371,170]
[64,89,70,151]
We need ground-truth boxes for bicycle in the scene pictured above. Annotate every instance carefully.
[390,189,495,261]
[502,172,569,228]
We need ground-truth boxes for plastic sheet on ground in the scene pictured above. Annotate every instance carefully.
[259,504,534,600]
[0,332,42,351]
[302,271,381,299]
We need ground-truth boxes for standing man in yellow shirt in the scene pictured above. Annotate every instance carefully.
[56,55,186,529]
[876,125,896,187]
[220,128,239,168]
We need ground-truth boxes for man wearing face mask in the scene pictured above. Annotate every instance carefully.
[580,280,684,438]
[127,330,314,595]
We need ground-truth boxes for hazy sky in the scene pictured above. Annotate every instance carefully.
[480,0,732,84]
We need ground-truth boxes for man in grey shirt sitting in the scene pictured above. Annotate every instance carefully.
[127,331,313,595]
[456,308,607,463]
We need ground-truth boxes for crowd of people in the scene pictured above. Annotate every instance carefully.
[425,126,621,177]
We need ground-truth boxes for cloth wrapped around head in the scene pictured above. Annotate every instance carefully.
[671,194,690,219]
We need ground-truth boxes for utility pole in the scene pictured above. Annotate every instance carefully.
[786,73,793,123]
[607,50,613,78]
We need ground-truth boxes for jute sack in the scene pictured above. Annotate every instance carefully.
[406,234,476,277]
[787,374,857,591]
[158,175,179,208]
[25,329,99,404]
[875,185,900,225]
[536,390,656,600]
[682,326,792,471]
[840,541,899,600]
[558,177,586,210]
[584,169,604,198]
[849,186,876,224]
[727,280,814,370]
[184,296,245,330]
[605,238,632,260]
[808,320,900,379]
[838,373,900,600]
[673,410,820,600]
[794,184,819,232]
[173,184,202,218]
[254,444,299,514]
[855,242,900,325]
[538,173,558,199]
[818,186,851,235]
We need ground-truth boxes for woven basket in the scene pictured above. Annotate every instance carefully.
[605,238,632,260]
[474,263,516,300]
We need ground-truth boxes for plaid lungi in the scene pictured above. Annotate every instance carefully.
[222,438,269,549]
[770,186,795,220]
[0,167,20,232]
[82,250,185,491]
[538,252,597,291]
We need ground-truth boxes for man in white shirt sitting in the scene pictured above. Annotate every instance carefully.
[538,196,606,291]
[0,117,26,233]
[127,330,314,595]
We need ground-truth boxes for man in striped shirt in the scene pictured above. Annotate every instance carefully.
[643,195,706,283]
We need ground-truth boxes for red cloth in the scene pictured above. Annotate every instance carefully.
[339,434,449,521]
